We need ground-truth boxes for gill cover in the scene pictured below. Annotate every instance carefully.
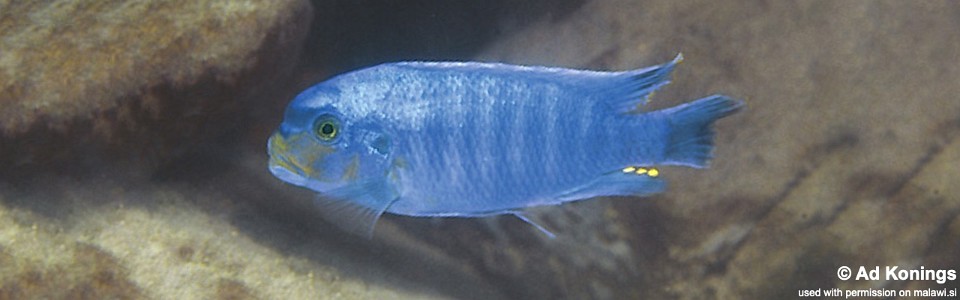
[268,84,400,237]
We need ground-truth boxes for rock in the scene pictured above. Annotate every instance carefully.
[0,1,574,299]
[4,0,959,299]
[404,1,960,299]
[0,0,312,172]
[0,174,454,299]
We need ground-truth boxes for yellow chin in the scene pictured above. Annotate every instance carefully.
[267,132,335,181]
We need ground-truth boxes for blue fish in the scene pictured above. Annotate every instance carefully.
[267,54,742,237]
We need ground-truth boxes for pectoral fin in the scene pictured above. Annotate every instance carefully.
[314,179,398,238]
[511,212,556,239]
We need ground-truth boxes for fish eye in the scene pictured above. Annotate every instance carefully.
[313,114,340,142]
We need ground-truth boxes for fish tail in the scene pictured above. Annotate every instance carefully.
[659,95,743,168]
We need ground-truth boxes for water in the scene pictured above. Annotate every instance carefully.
[1,0,958,299]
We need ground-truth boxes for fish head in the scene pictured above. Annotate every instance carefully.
[267,84,394,193]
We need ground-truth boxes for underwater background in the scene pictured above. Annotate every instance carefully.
[1,0,958,299]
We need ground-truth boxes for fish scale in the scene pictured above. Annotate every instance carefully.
[267,55,743,236]
[409,72,598,210]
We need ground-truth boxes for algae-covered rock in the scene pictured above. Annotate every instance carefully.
[0,0,306,133]
[0,174,455,300]
[0,0,312,172]
[3,0,959,299]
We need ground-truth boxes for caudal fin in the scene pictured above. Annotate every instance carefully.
[660,95,743,168]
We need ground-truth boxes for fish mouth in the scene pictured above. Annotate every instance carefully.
[268,133,310,185]
[267,132,345,192]
[269,160,308,187]
[269,153,302,175]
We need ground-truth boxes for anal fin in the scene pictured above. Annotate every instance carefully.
[557,168,667,202]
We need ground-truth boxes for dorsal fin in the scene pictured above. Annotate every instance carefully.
[600,53,683,113]
[383,54,683,113]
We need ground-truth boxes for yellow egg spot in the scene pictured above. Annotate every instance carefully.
[644,91,656,105]
[648,168,660,177]
[622,166,636,173]
[635,168,647,175]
